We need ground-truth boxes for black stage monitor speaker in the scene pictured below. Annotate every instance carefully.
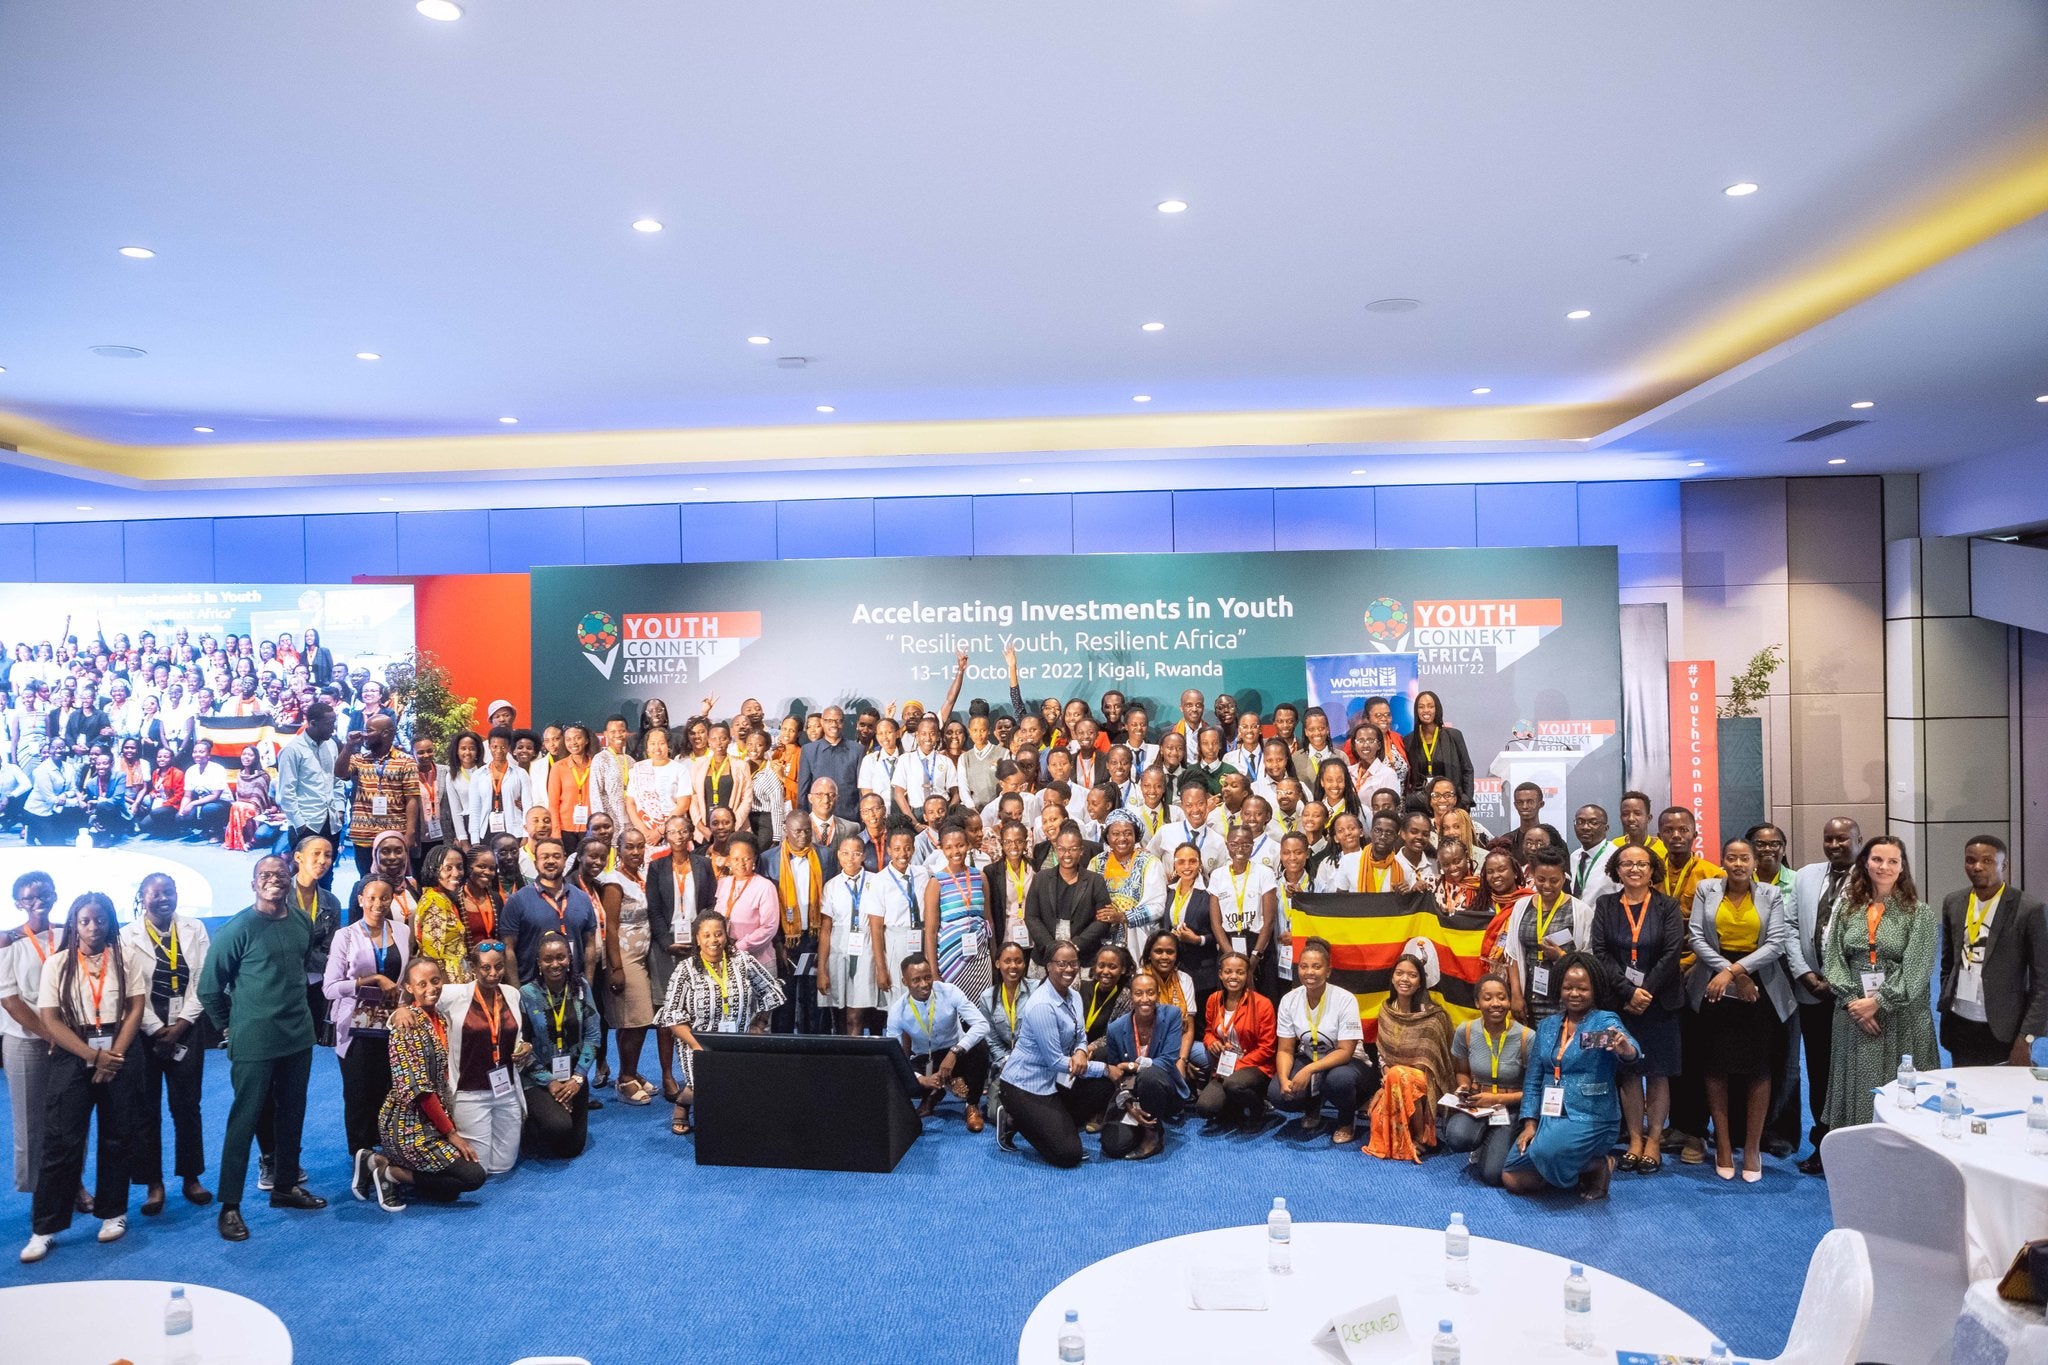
[692,1033,923,1173]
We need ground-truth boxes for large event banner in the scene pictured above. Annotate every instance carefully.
[531,547,1622,810]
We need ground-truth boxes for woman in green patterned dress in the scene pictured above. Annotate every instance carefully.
[1819,835,1937,1130]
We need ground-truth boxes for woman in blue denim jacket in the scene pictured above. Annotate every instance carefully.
[1503,952,1638,1201]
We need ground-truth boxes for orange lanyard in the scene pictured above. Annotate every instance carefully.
[541,887,570,935]
[1553,1017,1576,1085]
[428,1011,449,1055]
[476,988,506,1067]
[1865,902,1884,969]
[22,928,52,962]
[464,889,497,939]
[1620,894,1650,964]
[81,948,111,1022]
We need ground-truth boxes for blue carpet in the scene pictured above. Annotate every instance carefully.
[1,1059,1832,1365]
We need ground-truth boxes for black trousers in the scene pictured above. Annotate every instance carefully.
[1194,1064,1270,1124]
[1797,999,1834,1143]
[33,1050,140,1235]
[522,1082,590,1159]
[1765,1008,1805,1148]
[908,1042,991,1106]
[1669,1009,1708,1138]
[1942,1012,2011,1068]
[338,1038,392,1155]
[129,1036,206,1185]
[410,1156,487,1203]
[998,1077,1105,1168]
[773,934,821,1035]
[1099,1067,1184,1158]
[179,799,229,841]
[219,1048,311,1207]
[1267,1058,1376,1127]
[24,807,86,846]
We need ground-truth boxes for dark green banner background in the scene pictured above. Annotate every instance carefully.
[531,546,1622,811]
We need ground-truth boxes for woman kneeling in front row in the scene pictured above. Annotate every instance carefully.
[520,931,598,1159]
[1268,937,1377,1145]
[1095,969,1189,1159]
[994,942,1115,1167]
[360,959,487,1210]
[1502,952,1637,1201]
[1194,951,1275,1131]
[1441,974,1531,1186]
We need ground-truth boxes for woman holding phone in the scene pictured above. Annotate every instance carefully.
[1502,953,1637,1201]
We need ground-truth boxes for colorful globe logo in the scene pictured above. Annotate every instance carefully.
[1363,596,1410,644]
[576,610,619,654]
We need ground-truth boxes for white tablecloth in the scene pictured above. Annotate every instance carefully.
[1875,1066,2048,1279]
[1953,1280,2048,1365]
[0,1279,292,1364]
[1016,1222,1717,1363]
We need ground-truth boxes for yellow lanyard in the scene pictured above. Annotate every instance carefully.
[1419,731,1438,768]
[1534,893,1567,942]
[1007,863,1029,911]
[706,957,733,1018]
[146,919,179,973]
[1085,984,1116,1032]
[1965,887,2002,962]
[1480,1023,1508,1081]
[545,985,571,1048]
[296,884,320,923]
[1306,989,1328,1049]
[1228,865,1252,929]
[1169,886,1192,928]
[1663,857,1697,901]
[909,992,937,1042]
[1000,984,1019,1035]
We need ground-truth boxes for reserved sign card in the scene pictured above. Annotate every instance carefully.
[1310,1294,1411,1364]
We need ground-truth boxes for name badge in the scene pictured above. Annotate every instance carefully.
[1215,1048,1239,1077]
[1054,919,1072,942]
[1541,1087,1565,1117]
[1956,969,1983,1005]
[173,1044,189,1062]
[1624,966,1645,988]
[489,1065,515,1098]
[571,803,588,826]
[1860,971,1885,999]
[1488,1106,1511,1127]
[487,812,507,834]
[370,794,389,817]
[1055,1069,1073,1089]
[87,1030,115,1050]
[959,928,980,957]
[1531,966,1552,997]
[848,923,870,956]
[1230,935,1248,955]
[550,1054,571,1082]
[1278,941,1295,978]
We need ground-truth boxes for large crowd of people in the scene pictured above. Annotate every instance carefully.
[0,626,401,850]
[3,649,2044,1266]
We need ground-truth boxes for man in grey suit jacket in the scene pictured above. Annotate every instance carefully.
[1938,834,2048,1068]
[791,778,859,857]
[1786,816,1859,1173]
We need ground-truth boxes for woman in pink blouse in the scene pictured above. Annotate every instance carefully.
[713,834,781,977]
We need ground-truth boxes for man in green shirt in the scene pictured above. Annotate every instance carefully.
[199,855,327,1241]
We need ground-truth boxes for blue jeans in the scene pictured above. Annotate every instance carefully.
[1441,1108,1515,1186]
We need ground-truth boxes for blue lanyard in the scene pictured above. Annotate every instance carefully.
[848,874,866,918]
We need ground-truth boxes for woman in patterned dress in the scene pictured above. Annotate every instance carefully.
[360,958,485,1210]
[412,845,471,985]
[656,910,785,1137]
[1088,810,1167,959]
[1820,835,1937,1131]
[597,827,657,1104]
[922,820,995,1002]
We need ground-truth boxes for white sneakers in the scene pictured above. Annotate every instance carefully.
[98,1216,127,1243]
[19,1233,52,1263]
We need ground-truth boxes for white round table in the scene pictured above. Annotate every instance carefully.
[1016,1222,1718,1363]
[0,1279,292,1364]
[1875,1065,2048,1279]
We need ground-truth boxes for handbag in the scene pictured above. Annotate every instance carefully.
[1997,1239,2048,1306]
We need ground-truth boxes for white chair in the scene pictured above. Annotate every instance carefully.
[1822,1122,1970,1365]
[1767,1228,1874,1365]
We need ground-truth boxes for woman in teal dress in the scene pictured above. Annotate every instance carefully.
[1503,952,1638,1201]
[1820,835,1937,1131]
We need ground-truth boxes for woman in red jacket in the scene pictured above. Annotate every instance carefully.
[1192,951,1277,1131]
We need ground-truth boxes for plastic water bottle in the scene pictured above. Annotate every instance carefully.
[164,1286,196,1365]
[1057,1308,1085,1363]
[1563,1262,1594,1350]
[1941,1080,1963,1139]
[1431,1319,1462,1365]
[1444,1211,1471,1291]
[1709,1342,1732,1361]
[2028,1096,2048,1157]
[1895,1054,1917,1109]
[1267,1196,1293,1275]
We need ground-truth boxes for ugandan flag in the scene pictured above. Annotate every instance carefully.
[1288,890,1494,1042]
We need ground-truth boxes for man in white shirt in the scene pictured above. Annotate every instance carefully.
[274,701,342,855]
[1568,804,1612,902]
[179,739,232,842]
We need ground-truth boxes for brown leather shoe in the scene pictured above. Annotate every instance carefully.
[965,1106,986,1134]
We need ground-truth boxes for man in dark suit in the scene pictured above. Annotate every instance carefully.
[646,834,717,1098]
[1023,827,1114,972]
[793,777,859,854]
[758,818,826,1034]
[1938,834,2048,1067]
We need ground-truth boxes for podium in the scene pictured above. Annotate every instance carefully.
[692,1033,923,1173]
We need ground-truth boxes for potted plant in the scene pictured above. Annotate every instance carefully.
[1717,645,1783,838]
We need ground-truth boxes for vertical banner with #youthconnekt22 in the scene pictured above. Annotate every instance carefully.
[531,547,1622,815]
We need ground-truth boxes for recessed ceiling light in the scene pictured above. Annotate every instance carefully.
[1350,469,1368,475]
[356,352,381,361]
[76,505,92,511]
[90,345,146,358]
[1687,461,1706,468]
[118,246,155,259]
[1828,458,1847,465]
[1156,200,1187,214]
[1364,298,1422,314]
[1566,309,1592,320]
[192,426,213,433]
[691,485,708,492]
[631,218,663,233]
[1470,387,1491,395]
[746,335,771,345]
[2035,394,2047,403]
[1850,400,1874,409]
[498,416,518,424]
[377,496,394,502]
[1140,322,1166,332]
[814,405,835,413]
[1018,477,1034,484]
[0,366,8,374]
[416,0,462,19]
[1132,395,1151,403]
[1723,182,1760,197]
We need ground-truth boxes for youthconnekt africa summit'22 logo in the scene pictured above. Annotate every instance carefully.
[576,608,765,685]
[1361,595,1565,669]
